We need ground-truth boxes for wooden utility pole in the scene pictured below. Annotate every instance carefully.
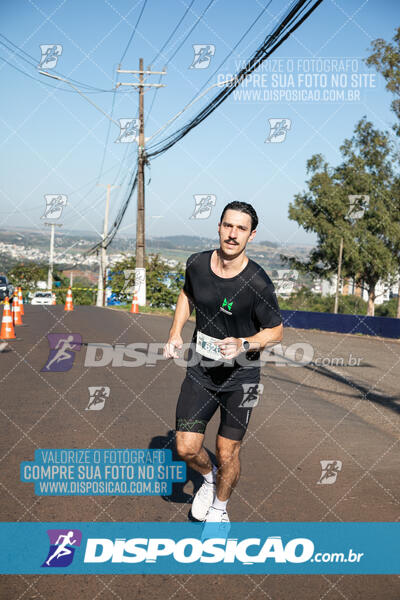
[137,58,145,273]
[116,60,165,306]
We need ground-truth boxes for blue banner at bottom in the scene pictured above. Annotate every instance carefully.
[0,522,398,574]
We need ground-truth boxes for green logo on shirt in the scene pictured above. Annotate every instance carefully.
[221,298,233,314]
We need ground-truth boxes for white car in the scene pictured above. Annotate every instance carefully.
[31,291,53,305]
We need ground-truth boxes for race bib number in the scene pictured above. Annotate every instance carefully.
[196,331,223,360]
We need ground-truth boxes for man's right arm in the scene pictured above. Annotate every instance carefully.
[163,289,193,359]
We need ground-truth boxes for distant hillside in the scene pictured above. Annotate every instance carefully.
[256,240,279,248]
[148,235,218,250]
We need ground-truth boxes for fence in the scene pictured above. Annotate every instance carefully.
[281,309,400,339]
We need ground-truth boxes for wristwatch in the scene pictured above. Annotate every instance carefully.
[240,338,250,351]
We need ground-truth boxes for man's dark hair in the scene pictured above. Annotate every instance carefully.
[219,201,258,231]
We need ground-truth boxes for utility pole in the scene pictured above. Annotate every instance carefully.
[96,184,119,307]
[45,222,62,291]
[333,196,368,314]
[333,236,343,314]
[116,59,165,306]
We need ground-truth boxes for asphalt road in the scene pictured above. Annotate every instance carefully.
[0,305,399,599]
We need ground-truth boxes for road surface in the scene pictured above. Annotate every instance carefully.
[0,305,399,599]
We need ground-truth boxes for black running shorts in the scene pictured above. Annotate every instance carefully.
[175,375,259,441]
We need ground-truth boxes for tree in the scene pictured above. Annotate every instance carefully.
[7,263,95,305]
[366,27,400,136]
[284,118,399,316]
[366,28,400,316]
[7,263,64,292]
[109,254,185,309]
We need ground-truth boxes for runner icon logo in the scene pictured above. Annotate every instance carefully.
[317,460,342,485]
[38,44,62,70]
[115,118,139,144]
[239,383,264,408]
[86,386,110,411]
[189,45,215,69]
[41,333,82,372]
[42,529,82,568]
[265,118,291,143]
[41,194,67,220]
[220,298,234,315]
[190,194,216,219]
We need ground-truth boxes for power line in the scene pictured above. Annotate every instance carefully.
[145,0,209,131]
[120,0,148,63]
[88,0,324,251]
[148,0,275,142]
[164,0,216,66]
[97,0,149,191]
[186,0,274,106]
[150,0,196,66]
[146,0,324,159]
[0,35,121,93]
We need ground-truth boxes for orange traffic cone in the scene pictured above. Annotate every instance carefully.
[0,297,16,340]
[130,292,139,314]
[52,292,56,305]
[64,287,74,311]
[12,293,23,325]
[18,287,24,315]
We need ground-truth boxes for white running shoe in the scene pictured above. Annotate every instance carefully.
[191,481,216,521]
[204,506,230,524]
[202,506,231,540]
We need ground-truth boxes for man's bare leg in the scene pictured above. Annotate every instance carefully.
[215,435,241,501]
[176,431,217,521]
[175,431,213,475]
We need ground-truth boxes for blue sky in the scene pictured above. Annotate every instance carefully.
[0,0,398,248]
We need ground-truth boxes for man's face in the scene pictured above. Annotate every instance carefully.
[218,209,256,257]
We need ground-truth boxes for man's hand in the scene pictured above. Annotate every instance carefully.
[163,333,183,359]
[216,337,242,360]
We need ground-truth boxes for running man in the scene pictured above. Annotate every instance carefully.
[44,335,76,371]
[163,202,283,524]
[45,531,77,565]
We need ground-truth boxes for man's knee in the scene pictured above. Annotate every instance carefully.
[175,433,203,461]
[216,439,241,466]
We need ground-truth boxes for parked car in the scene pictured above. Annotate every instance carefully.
[0,276,14,301]
[31,291,53,305]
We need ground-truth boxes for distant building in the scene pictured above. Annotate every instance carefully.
[312,275,399,305]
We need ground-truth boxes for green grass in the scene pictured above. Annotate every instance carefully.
[108,303,196,321]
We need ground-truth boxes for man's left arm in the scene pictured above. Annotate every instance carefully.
[217,324,283,360]
[243,323,283,350]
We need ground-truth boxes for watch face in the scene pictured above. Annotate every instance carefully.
[243,340,250,350]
